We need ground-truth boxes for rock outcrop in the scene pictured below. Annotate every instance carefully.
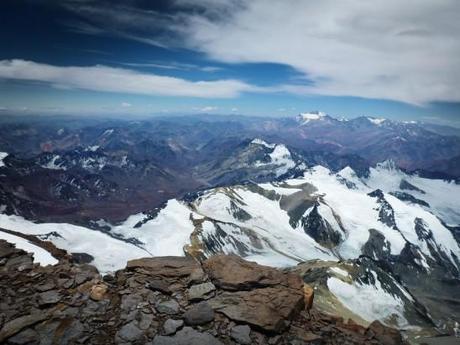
[0,239,406,345]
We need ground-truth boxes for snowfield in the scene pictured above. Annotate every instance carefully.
[0,230,58,266]
[327,274,409,327]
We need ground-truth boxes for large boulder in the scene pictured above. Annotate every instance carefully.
[204,255,305,333]
[203,255,303,291]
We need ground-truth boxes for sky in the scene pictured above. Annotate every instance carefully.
[0,0,459,125]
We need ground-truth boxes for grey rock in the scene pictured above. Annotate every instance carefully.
[230,325,251,345]
[163,319,184,335]
[116,321,144,342]
[156,299,180,315]
[75,271,93,285]
[36,281,56,292]
[188,282,216,301]
[152,327,223,345]
[121,293,143,312]
[138,312,154,330]
[146,279,171,295]
[183,302,214,326]
[37,290,62,306]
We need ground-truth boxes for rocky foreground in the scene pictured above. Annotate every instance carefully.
[0,239,406,345]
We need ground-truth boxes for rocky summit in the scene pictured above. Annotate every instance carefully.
[0,239,406,345]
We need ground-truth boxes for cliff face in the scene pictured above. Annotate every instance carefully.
[0,239,405,345]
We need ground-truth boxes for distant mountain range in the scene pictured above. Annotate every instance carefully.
[0,113,459,223]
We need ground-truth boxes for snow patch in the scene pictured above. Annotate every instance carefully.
[327,273,409,327]
[0,231,58,266]
[0,152,8,167]
[298,111,326,124]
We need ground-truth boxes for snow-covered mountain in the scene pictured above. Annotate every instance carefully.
[1,134,460,332]
[1,140,459,329]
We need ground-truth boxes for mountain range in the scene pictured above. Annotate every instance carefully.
[0,113,459,340]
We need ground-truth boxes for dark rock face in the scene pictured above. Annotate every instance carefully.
[362,229,392,261]
[368,189,398,229]
[300,202,342,248]
[0,240,406,345]
[399,179,426,194]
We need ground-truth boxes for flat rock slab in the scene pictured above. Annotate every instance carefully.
[203,255,303,291]
[209,287,304,333]
[127,257,200,278]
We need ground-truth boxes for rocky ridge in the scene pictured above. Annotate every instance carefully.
[0,239,406,345]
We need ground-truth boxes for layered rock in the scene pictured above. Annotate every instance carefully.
[0,240,406,345]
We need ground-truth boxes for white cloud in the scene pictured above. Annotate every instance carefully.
[231,107,238,112]
[121,102,132,107]
[0,59,259,99]
[195,106,218,112]
[176,0,460,105]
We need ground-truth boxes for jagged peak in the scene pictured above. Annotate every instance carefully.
[297,111,328,124]
[366,117,387,125]
[375,159,399,172]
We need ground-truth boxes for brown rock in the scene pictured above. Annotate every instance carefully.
[366,320,404,345]
[203,255,303,291]
[209,286,304,333]
[90,282,108,301]
[303,284,314,310]
[127,257,200,278]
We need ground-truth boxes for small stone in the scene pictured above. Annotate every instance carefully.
[230,325,251,345]
[156,299,180,315]
[188,282,216,301]
[183,302,214,326]
[146,279,171,295]
[163,319,184,335]
[90,283,108,301]
[38,290,62,306]
[36,281,56,292]
[138,312,154,330]
[152,327,223,345]
[116,321,144,342]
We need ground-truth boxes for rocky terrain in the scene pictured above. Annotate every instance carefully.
[0,239,407,345]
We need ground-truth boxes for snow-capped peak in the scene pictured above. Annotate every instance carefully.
[250,138,275,149]
[367,117,386,125]
[0,152,8,167]
[297,111,327,124]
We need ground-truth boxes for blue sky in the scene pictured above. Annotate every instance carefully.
[0,0,459,125]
